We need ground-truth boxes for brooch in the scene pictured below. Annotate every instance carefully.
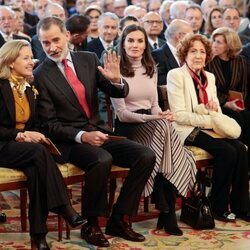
[32,85,39,99]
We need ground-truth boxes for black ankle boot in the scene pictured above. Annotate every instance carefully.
[163,180,183,236]
[163,210,183,236]
[156,212,165,229]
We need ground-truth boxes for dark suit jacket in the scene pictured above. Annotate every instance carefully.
[31,34,46,63]
[0,79,36,151]
[152,43,179,85]
[241,43,250,58]
[149,38,166,51]
[0,33,30,48]
[239,26,250,45]
[86,37,105,59]
[33,51,128,161]
[86,37,117,59]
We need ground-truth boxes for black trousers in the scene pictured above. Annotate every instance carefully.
[185,131,250,214]
[63,139,155,217]
[0,141,70,236]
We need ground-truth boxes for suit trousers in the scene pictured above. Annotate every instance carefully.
[185,131,250,214]
[0,141,70,236]
[67,139,155,217]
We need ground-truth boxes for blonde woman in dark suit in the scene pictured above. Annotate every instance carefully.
[0,40,85,250]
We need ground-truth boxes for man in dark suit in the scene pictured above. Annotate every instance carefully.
[0,6,30,48]
[34,17,155,248]
[142,12,165,51]
[87,12,119,59]
[239,24,250,45]
[152,19,193,85]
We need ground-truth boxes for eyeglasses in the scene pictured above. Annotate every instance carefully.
[144,20,162,25]
[224,16,240,21]
[0,16,13,22]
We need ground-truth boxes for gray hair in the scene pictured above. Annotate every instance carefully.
[98,12,119,28]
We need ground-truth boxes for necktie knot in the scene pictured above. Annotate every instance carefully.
[153,42,158,49]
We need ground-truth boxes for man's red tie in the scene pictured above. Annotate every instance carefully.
[62,59,91,118]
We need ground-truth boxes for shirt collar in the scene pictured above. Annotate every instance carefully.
[99,37,113,50]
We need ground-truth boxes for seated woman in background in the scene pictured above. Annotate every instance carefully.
[167,33,250,223]
[0,40,85,249]
[111,25,197,236]
[206,27,250,158]
[204,7,223,38]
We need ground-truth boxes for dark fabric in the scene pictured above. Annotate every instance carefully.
[0,79,70,235]
[0,33,30,48]
[206,56,248,105]
[185,131,250,214]
[152,43,179,85]
[34,51,155,217]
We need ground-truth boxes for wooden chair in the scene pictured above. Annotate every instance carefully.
[0,163,69,241]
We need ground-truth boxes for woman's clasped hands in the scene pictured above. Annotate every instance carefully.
[158,109,175,121]
[15,131,49,144]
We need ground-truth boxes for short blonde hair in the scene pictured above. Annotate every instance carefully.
[0,40,32,81]
[176,33,212,66]
[211,27,242,58]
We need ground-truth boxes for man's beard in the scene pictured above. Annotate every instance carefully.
[46,48,68,63]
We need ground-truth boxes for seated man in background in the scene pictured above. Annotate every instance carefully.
[66,14,90,51]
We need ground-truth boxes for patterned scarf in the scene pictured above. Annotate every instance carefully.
[8,74,28,98]
[186,64,208,104]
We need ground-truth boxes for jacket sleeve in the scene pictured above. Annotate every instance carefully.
[167,69,213,129]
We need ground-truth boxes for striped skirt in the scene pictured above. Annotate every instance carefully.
[132,119,197,197]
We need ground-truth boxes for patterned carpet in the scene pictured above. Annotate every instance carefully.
[1,188,250,249]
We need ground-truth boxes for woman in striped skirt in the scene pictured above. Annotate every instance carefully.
[111,25,197,236]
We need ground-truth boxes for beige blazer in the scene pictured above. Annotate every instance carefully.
[167,64,221,143]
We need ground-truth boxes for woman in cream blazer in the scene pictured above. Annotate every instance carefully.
[167,34,250,223]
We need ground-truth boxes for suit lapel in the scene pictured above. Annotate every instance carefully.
[43,58,86,114]
[163,44,179,69]
[0,79,16,126]
[71,52,92,108]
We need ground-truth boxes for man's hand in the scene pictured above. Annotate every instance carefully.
[98,51,121,83]
[81,131,109,146]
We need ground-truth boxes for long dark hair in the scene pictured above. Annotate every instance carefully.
[119,25,155,78]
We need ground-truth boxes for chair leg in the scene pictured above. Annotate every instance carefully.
[58,215,63,241]
[66,223,70,239]
[108,178,117,213]
[144,197,149,213]
[20,189,27,231]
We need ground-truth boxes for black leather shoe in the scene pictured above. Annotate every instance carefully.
[235,211,250,222]
[105,218,145,242]
[60,205,87,228]
[31,236,50,250]
[0,212,6,223]
[81,225,110,247]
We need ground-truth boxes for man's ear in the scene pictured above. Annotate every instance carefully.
[65,31,71,42]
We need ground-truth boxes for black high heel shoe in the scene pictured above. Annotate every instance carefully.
[156,212,183,235]
[31,235,50,250]
[59,205,87,228]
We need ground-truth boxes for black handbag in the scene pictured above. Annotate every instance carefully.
[180,181,215,229]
